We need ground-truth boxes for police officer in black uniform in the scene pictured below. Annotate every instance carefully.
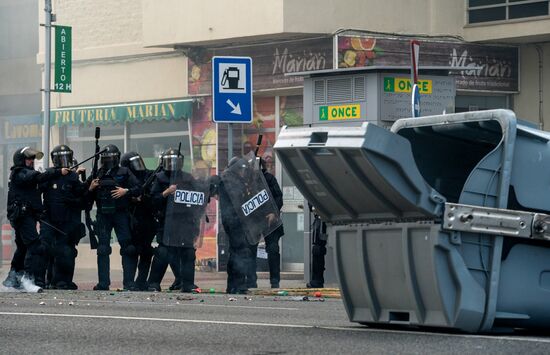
[5,146,70,291]
[120,151,157,291]
[39,145,87,290]
[87,144,141,291]
[307,205,327,288]
[147,148,203,292]
[219,157,253,294]
[247,160,284,289]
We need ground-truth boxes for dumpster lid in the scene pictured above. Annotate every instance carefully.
[274,123,445,224]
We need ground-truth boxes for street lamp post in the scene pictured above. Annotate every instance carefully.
[41,0,52,168]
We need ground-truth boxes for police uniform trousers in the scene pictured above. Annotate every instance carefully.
[40,221,80,288]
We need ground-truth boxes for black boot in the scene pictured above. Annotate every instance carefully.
[2,269,20,288]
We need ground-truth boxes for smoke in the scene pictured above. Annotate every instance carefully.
[0,269,42,293]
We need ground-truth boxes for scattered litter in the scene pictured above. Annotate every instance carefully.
[13,303,17,306]
[176,295,194,301]
[313,291,322,298]
[176,301,180,305]
[244,296,253,301]
[277,290,289,296]
[86,303,90,306]
[209,288,216,294]
[53,296,57,300]
[199,299,205,303]
[193,288,202,294]
[39,301,46,306]
[290,296,309,301]
[228,297,237,302]
[109,293,115,296]
[69,301,74,306]
[146,297,151,301]
[58,302,63,305]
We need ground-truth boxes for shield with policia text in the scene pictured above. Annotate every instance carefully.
[221,154,282,245]
[162,171,210,248]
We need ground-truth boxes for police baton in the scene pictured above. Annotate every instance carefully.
[68,148,107,170]
[38,219,68,236]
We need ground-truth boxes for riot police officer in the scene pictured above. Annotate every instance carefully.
[120,151,157,291]
[219,158,253,294]
[307,206,327,288]
[87,144,141,291]
[5,147,69,291]
[39,145,87,290]
[147,148,205,292]
[247,160,284,289]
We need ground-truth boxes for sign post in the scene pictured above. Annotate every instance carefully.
[212,56,253,161]
[410,40,420,118]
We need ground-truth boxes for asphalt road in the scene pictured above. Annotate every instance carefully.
[0,290,549,354]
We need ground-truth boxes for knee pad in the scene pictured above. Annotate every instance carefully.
[97,245,112,256]
[120,244,137,256]
[265,242,279,255]
[312,245,326,256]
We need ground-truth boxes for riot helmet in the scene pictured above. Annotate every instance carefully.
[100,144,121,169]
[121,151,146,172]
[162,148,184,171]
[227,156,248,177]
[13,146,44,167]
[50,145,74,168]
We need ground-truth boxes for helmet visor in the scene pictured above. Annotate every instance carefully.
[21,147,44,160]
[162,155,183,171]
[129,155,146,172]
[101,152,119,169]
[52,150,73,168]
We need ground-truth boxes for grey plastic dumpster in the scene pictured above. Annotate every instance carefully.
[274,109,550,333]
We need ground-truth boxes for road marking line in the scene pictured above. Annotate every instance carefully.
[0,311,311,329]
[0,311,549,344]
[0,297,299,311]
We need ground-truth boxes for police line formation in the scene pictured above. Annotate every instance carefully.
[2,129,290,294]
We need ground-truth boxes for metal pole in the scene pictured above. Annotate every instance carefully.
[42,0,52,168]
[227,123,233,161]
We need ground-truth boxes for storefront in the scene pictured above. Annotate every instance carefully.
[185,33,519,273]
[336,33,519,112]
[49,99,219,268]
[0,115,43,224]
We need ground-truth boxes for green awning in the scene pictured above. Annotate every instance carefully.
[50,99,193,126]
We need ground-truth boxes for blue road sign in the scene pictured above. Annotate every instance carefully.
[212,56,253,123]
[411,83,421,118]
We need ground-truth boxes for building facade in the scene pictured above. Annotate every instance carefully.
[34,0,550,273]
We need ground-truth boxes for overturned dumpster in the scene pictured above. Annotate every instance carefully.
[274,109,550,332]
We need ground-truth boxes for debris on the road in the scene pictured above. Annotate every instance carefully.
[13,303,17,306]
[277,290,289,296]
[109,292,115,296]
[313,291,322,298]
[244,296,253,301]
[69,301,74,306]
[199,299,205,303]
[176,295,194,301]
[209,288,215,294]
[290,296,309,301]
[58,302,63,305]
[39,301,46,306]
[228,297,237,301]
[193,288,202,293]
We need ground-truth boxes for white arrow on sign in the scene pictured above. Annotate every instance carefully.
[226,99,242,115]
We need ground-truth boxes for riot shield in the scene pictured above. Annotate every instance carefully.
[161,172,210,248]
[221,154,283,245]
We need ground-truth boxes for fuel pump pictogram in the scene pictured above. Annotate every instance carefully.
[220,67,243,90]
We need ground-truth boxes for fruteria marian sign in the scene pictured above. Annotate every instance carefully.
[50,99,193,126]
